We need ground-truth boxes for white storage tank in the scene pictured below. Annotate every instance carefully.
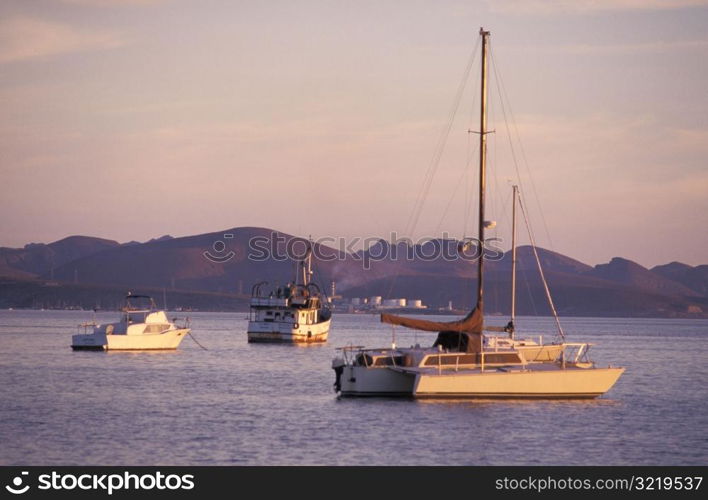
[369,296,382,305]
[409,299,423,308]
[351,298,361,305]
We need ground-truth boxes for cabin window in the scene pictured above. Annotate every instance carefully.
[143,324,168,333]
[373,356,406,367]
[483,352,523,364]
[423,354,478,366]
[127,313,146,323]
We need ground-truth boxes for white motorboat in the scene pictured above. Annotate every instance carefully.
[247,246,332,343]
[331,28,624,398]
[71,293,190,351]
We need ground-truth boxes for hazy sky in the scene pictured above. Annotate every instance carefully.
[1,0,707,268]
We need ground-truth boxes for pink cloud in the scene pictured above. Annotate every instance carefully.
[0,17,126,64]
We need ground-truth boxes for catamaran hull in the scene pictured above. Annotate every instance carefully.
[414,366,625,398]
[338,365,416,396]
[338,365,624,399]
[71,328,189,351]
[247,319,330,344]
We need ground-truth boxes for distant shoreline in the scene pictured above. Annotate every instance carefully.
[2,307,707,321]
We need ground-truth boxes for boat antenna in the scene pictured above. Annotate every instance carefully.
[306,236,313,286]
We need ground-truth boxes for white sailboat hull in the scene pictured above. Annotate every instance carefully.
[339,365,416,396]
[247,318,330,343]
[339,364,624,399]
[413,366,625,398]
[71,328,189,351]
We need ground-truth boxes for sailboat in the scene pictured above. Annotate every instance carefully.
[247,245,332,343]
[331,28,624,398]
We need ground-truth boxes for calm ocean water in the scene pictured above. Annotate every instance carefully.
[0,310,706,465]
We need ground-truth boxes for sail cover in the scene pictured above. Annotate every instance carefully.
[381,308,482,333]
[380,308,483,353]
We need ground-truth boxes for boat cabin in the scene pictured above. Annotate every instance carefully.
[249,281,329,327]
[347,346,526,371]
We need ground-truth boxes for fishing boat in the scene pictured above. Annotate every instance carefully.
[71,293,190,350]
[331,28,624,398]
[247,246,332,343]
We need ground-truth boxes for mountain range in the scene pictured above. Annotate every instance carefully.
[0,227,706,318]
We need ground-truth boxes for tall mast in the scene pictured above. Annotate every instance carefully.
[297,241,312,287]
[476,27,490,314]
[306,246,312,286]
[298,254,309,286]
[510,184,518,339]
